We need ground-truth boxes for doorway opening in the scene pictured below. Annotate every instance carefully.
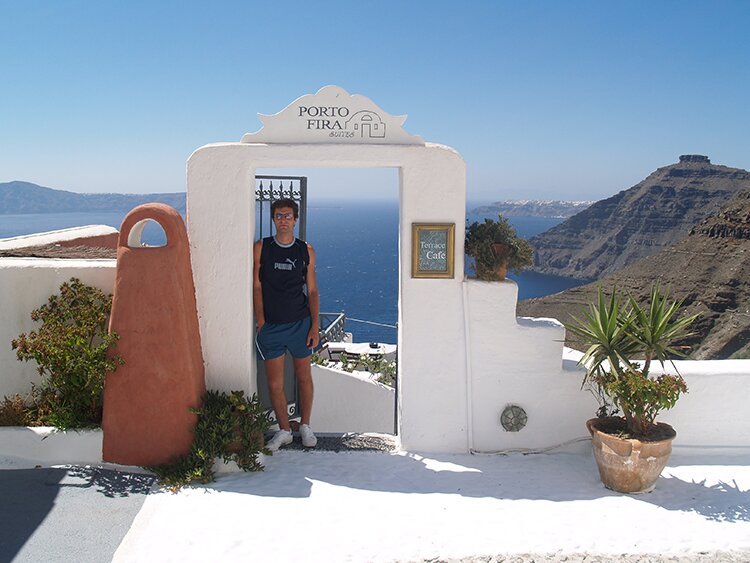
[254,167,399,435]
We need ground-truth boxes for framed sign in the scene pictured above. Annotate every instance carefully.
[411,223,455,279]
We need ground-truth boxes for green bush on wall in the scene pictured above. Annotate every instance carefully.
[11,277,124,429]
[465,214,533,280]
[147,390,271,490]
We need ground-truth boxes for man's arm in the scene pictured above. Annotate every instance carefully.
[306,243,320,348]
[252,240,265,329]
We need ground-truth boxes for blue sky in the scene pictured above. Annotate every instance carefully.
[2,1,749,202]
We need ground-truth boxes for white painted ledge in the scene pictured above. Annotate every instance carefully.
[0,426,103,466]
[0,225,118,250]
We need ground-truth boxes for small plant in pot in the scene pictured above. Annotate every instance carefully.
[565,283,699,493]
[465,214,533,281]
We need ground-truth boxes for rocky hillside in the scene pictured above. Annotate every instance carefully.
[530,155,750,280]
[0,181,186,214]
[518,190,750,359]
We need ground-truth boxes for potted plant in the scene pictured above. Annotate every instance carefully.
[465,214,533,280]
[565,283,699,493]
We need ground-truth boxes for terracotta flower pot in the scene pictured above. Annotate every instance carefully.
[586,417,676,494]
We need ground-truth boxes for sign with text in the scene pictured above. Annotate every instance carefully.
[241,85,424,145]
[411,223,455,279]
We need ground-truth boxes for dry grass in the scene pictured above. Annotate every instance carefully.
[0,393,47,426]
[0,394,33,426]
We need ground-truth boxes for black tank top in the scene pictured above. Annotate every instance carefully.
[259,237,310,324]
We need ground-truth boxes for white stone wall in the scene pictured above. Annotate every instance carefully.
[465,279,750,456]
[465,279,598,453]
[640,357,750,455]
[0,258,116,399]
[311,364,395,434]
[0,427,103,466]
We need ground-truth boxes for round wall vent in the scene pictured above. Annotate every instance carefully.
[500,405,527,432]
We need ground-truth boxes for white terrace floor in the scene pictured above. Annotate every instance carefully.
[3,446,750,562]
[108,447,750,562]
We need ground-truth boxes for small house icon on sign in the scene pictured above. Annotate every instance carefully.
[346,110,386,138]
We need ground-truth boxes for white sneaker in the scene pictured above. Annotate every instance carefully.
[266,429,293,452]
[299,424,317,448]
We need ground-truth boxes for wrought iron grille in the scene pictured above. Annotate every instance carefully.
[255,175,307,241]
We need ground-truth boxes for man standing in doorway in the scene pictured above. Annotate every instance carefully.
[253,198,319,451]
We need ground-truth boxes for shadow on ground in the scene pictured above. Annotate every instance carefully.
[646,475,750,522]
[0,468,66,563]
[66,466,154,497]
[0,467,154,563]
[204,450,750,523]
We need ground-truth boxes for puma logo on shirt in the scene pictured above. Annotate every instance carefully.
[274,258,297,271]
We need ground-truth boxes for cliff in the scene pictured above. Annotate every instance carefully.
[530,156,750,280]
[518,190,750,359]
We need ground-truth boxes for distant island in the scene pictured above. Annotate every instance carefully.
[0,181,186,215]
[470,200,594,218]
[3,181,591,220]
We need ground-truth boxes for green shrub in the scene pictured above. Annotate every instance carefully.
[147,390,270,491]
[11,278,123,429]
[358,354,397,387]
[317,352,397,388]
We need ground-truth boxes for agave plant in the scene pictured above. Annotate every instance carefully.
[565,283,699,437]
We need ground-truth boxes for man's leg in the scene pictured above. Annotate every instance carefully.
[265,355,291,431]
[293,355,317,447]
[293,356,314,426]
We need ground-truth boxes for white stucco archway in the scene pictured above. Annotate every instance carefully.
[186,87,468,452]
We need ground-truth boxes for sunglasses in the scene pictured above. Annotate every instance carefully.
[273,212,294,220]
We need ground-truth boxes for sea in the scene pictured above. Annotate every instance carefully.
[0,201,588,344]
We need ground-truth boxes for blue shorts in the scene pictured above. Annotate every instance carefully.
[255,316,312,360]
